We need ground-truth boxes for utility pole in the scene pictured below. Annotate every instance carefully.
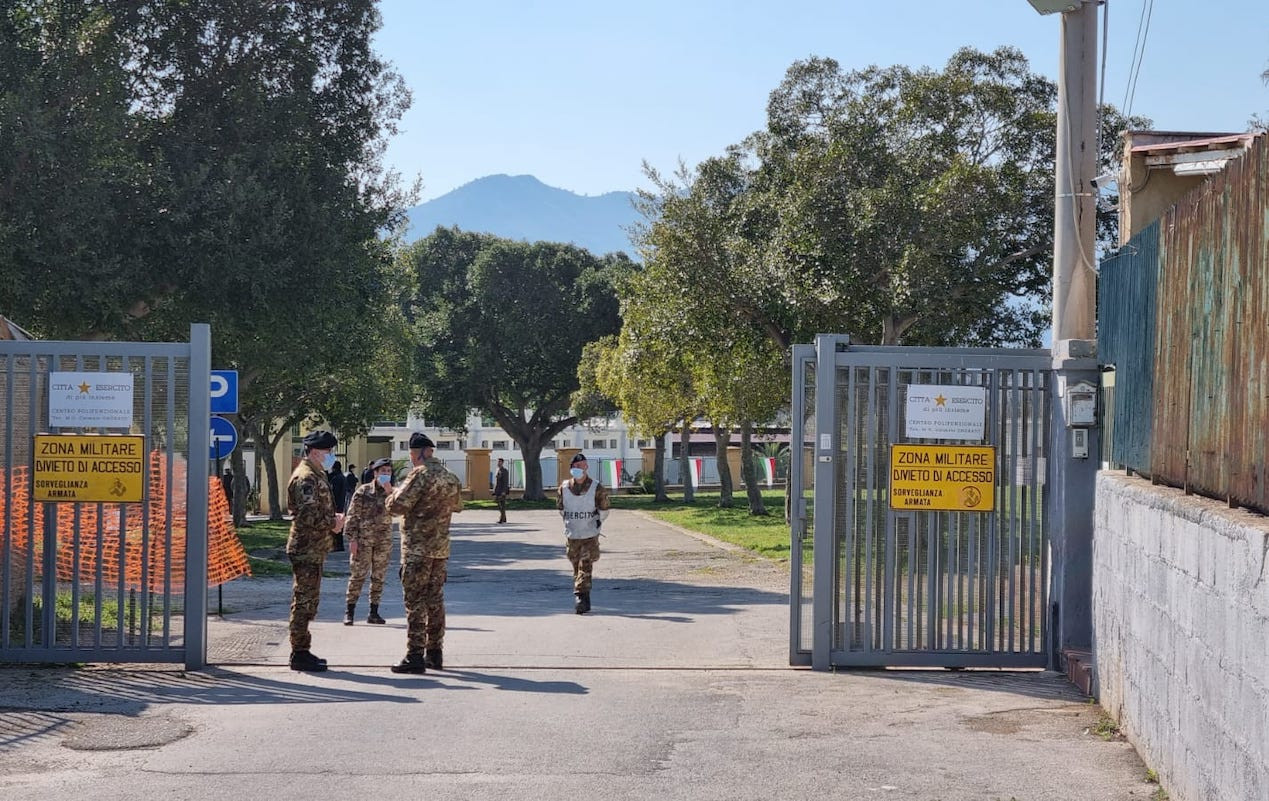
[1052,1,1099,342]
[1046,0,1101,677]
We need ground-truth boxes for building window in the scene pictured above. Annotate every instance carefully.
[436,440,455,451]
[492,440,508,450]
[480,440,489,449]
[512,442,520,451]
[609,439,618,449]
[397,440,407,451]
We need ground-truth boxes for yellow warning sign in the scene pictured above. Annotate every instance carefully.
[888,444,995,511]
[33,434,145,503]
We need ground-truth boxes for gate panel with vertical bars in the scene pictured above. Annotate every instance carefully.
[0,326,210,669]
[791,336,1052,670]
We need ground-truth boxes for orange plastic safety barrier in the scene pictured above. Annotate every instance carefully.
[0,454,251,591]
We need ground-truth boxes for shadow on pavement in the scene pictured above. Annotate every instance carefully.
[447,566,785,619]
[856,668,1089,702]
[334,668,589,695]
[0,665,426,753]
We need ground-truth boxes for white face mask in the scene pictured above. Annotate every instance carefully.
[376,474,392,486]
[570,467,585,480]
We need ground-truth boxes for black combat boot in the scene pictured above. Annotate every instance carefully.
[344,603,355,626]
[424,648,443,670]
[367,604,385,625]
[574,591,591,615]
[390,651,427,674]
[290,650,328,672]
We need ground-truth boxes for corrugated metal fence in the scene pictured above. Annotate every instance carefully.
[1098,133,1268,513]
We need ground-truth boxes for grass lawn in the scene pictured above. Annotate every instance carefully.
[233,519,294,576]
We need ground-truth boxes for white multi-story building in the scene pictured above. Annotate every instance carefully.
[360,413,661,489]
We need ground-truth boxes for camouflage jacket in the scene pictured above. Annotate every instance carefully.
[286,458,335,562]
[344,480,392,546]
[388,456,463,561]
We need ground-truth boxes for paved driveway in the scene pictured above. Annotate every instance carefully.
[0,508,1155,800]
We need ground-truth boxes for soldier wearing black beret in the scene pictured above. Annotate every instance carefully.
[285,429,343,671]
[343,456,397,626]
[557,453,610,614]
[388,431,462,673]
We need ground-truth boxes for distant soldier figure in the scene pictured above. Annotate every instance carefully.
[557,453,610,614]
[388,432,463,673]
[286,430,344,671]
[344,457,395,626]
[493,457,510,523]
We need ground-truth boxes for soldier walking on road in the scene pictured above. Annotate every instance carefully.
[344,457,395,626]
[286,430,344,672]
[557,453,610,614]
[388,432,463,674]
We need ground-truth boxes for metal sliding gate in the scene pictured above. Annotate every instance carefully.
[790,335,1052,670]
[0,325,211,669]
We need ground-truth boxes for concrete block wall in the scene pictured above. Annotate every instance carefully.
[1094,472,1269,801]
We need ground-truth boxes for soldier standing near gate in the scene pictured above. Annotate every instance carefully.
[343,457,395,626]
[388,432,463,674]
[286,430,344,672]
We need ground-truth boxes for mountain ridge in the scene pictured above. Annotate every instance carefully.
[403,174,640,257]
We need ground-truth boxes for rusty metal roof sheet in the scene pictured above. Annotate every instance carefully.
[1129,132,1256,154]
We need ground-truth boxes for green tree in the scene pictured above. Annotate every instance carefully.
[0,2,159,338]
[406,228,629,500]
[1,2,415,520]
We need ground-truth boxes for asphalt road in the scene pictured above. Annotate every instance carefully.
[0,508,1154,800]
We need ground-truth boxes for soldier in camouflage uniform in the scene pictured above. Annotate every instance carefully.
[388,432,463,674]
[557,453,610,614]
[343,457,395,626]
[286,430,344,671]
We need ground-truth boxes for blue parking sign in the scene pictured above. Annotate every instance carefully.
[210,370,238,414]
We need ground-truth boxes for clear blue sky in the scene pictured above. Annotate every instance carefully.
[374,0,1267,202]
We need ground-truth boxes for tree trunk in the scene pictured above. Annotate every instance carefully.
[713,423,733,508]
[489,406,574,502]
[229,440,248,527]
[740,421,767,516]
[521,437,546,501]
[249,422,285,522]
[653,432,669,502]
[679,423,694,503]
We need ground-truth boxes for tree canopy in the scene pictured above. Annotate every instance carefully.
[0,0,416,520]
[404,227,629,499]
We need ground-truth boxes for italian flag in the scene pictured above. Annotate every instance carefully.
[761,457,777,487]
[689,457,703,488]
[601,459,622,487]
[512,460,525,487]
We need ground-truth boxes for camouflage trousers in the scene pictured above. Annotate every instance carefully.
[566,536,601,593]
[288,557,323,651]
[346,536,391,605]
[401,557,447,652]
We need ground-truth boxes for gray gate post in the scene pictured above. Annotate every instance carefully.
[811,334,850,670]
[1047,341,1100,671]
[185,323,211,670]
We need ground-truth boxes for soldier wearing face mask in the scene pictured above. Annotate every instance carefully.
[285,429,345,671]
[556,453,610,614]
[343,457,395,626]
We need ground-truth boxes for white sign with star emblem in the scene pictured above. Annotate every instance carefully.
[49,372,134,428]
[904,384,986,440]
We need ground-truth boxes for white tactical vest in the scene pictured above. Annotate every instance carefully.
[561,480,600,539]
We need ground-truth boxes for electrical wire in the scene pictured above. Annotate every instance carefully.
[1124,0,1154,119]
[1097,0,1109,170]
